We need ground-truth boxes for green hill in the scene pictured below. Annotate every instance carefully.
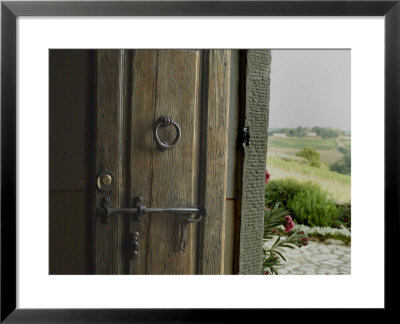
[268,136,350,165]
[266,155,351,203]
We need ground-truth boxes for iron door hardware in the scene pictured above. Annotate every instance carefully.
[104,205,204,221]
[154,115,181,150]
[97,169,115,192]
[100,195,205,255]
[129,232,139,259]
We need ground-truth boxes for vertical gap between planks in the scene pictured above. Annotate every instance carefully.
[146,50,160,274]
[196,50,210,274]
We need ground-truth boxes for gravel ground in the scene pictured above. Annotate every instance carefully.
[276,239,351,275]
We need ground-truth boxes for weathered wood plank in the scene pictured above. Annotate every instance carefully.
[128,50,158,274]
[146,50,201,274]
[198,50,231,274]
[95,49,231,275]
[94,50,128,274]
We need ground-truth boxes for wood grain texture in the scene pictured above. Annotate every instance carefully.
[94,50,128,274]
[128,50,201,274]
[147,50,201,274]
[94,50,230,275]
[128,50,158,274]
[198,50,231,274]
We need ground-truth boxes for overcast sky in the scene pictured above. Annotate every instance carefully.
[269,50,351,131]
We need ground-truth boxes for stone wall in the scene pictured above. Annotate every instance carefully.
[238,50,271,274]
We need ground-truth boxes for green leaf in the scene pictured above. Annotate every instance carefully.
[271,236,281,249]
[274,250,286,262]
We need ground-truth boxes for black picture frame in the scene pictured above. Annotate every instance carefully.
[1,0,398,321]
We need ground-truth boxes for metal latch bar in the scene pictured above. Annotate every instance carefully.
[99,196,205,255]
[104,206,204,217]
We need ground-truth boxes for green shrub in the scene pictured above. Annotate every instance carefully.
[321,161,330,170]
[287,190,340,227]
[296,147,321,168]
[336,202,351,228]
[337,146,350,155]
[265,178,346,227]
[265,178,318,207]
[330,153,351,175]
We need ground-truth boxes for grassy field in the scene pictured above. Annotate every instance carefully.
[266,135,351,202]
[268,137,338,151]
[267,136,350,164]
[267,156,351,203]
[341,139,351,149]
[268,147,343,164]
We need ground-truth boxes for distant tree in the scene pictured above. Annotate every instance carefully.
[269,126,345,139]
[296,147,321,168]
[311,126,320,134]
[330,153,351,175]
[337,146,350,155]
[312,127,343,139]
[285,126,309,137]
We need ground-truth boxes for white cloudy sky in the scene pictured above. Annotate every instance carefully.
[269,50,350,132]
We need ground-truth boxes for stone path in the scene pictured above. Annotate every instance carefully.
[277,239,351,275]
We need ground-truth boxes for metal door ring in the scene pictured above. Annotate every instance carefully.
[154,116,181,150]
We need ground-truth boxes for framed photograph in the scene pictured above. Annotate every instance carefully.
[1,0,398,321]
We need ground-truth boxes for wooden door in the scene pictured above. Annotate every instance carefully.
[92,50,231,274]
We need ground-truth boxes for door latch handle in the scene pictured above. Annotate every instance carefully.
[99,196,205,254]
[103,205,204,221]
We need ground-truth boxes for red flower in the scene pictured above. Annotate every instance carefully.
[263,270,270,275]
[265,169,271,184]
[284,215,295,233]
[300,237,309,246]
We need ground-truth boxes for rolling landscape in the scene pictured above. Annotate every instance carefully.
[263,50,351,275]
[266,129,351,203]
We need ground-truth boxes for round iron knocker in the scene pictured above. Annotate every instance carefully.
[154,116,181,150]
